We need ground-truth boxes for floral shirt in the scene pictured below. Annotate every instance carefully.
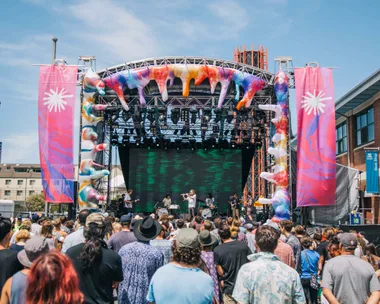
[232,252,306,304]
[118,241,164,304]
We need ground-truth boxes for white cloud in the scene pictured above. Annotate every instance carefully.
[67,0,165,62]
[2,132,39,164]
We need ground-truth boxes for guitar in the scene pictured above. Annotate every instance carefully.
[125,199,140,208]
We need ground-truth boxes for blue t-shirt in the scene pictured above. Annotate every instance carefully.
[147,263,214,304]
[301,249,320,279]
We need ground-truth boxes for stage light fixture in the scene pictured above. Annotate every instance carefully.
[202,108,212,122]
[147,108,155,123]
[181,108,189,122]
[173,129,179,135]
[190,107,198,124]
[189,139,196,151]
[254,137,263,149]
[171,108,180,124]
[175,139,182,150]
[214,108,223,123]
[111,134,119,146]
[192,130,197,136]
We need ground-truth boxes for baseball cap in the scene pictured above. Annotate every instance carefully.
[85,213,105,227]
[120,214,132,223]
[339,233,357,249]
[177,228,199,249]
[264,220,279,231]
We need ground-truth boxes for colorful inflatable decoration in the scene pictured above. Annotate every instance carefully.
[258,71,290,221]
[78,69,109,209]
[103,64,266,111]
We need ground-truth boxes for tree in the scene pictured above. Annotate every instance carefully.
[25,193,45,212]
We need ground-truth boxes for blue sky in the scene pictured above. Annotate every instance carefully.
[0,0,379,164]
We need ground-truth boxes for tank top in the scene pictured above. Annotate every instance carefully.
[10,271,27,304]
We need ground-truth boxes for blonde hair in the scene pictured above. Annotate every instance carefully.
[113,223,122,233]
[16,230,30,242]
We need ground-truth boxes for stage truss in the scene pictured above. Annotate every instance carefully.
[81,56,278,206]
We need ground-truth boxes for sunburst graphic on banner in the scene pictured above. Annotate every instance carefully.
[43,88,73,112]
[301,90,332,115]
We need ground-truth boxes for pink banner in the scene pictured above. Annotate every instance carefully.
[295,67,336,207]
[38,65,77,203]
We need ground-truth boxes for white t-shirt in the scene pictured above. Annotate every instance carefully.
[124,193,132,208]
[186,194,196,208]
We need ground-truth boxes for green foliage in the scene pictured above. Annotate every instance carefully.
[25,193,45,211]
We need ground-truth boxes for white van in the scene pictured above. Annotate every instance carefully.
[0,200,15,218]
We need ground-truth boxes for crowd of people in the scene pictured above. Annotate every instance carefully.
[0,211,380,304]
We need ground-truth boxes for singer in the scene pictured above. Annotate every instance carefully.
[182,189,196,218]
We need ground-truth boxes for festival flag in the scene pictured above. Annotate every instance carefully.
[38,65,77,203]
[295,67,336,206]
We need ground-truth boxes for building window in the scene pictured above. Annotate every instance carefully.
[29,180,35,186]
[17,190,23,196]
[29,190,35,196]
[336,123,347,155]
[17,180,23,186]
[4,190,10,196]
[356,107,374,146]
[6,166,10,171]
[5,180,11,185]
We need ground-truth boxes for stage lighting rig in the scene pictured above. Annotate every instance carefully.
[171,108,180,124]
[181,108,189,122]
[147,108,155,123]
[202,108,212,122]
[190,107,198,124]
[111,133,119,146]
[214,108,224,123]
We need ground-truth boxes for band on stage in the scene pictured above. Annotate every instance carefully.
[117,188,265,222]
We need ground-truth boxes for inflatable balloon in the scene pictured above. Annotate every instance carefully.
[78,69,109,210]
[258,71,290,221]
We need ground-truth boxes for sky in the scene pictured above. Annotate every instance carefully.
[0,0,379,164]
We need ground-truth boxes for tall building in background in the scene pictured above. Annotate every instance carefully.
[233,45,268,71]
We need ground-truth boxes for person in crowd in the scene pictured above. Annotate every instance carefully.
[0,217,23,293]
[198,229,220,303]
[226,217,233,226]
[62,209,89,253]
[300,236,320,304]
[118,216,164,304]
[362,243,380,271]
[103,216,114,241]
[245,223,256,253]
[1,235,50,304]
[312,232,322,250]
[25,251,84,304]
[294,225,307,243]
[112,222,122,234]
[214,224,252,303]
[10,220,33,245]
[40,220,55,249]
[66,213,123,304]
[280,220,302,273]
[231,219,247,243]
[202,220,220,246]
[52,218,67,251]
[30,214,41,236]
[185,215,193,228]
[12,217,22,232]
[9,230,30,253]
[326,236,341,259]
[107,214,136,253]
[322,233,380,304]
[168,215,176,229]
[316,226,335,276]
[193,215,203,233]
[147,228,214,304]
[244,208,256,225]
[211,217,223,245]
[232,226,305,304]
[66,220,75,234]
[358,231,369,245]
[59,216,70,234]
[264,221,295,269]
[150,222,172,264]
[170,219,184,238]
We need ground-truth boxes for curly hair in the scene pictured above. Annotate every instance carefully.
[172,241,200,266]
[80,222,106,270]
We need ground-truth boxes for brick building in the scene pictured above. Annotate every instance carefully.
[335,69,380,224]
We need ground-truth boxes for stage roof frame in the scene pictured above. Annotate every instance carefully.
[96,56,275,85]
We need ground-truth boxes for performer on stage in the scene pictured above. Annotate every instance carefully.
[205,193,215,209]
[124,189,134,208]
[182,189,196,218]
[229,193,240,219]
[162,194,171,208]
